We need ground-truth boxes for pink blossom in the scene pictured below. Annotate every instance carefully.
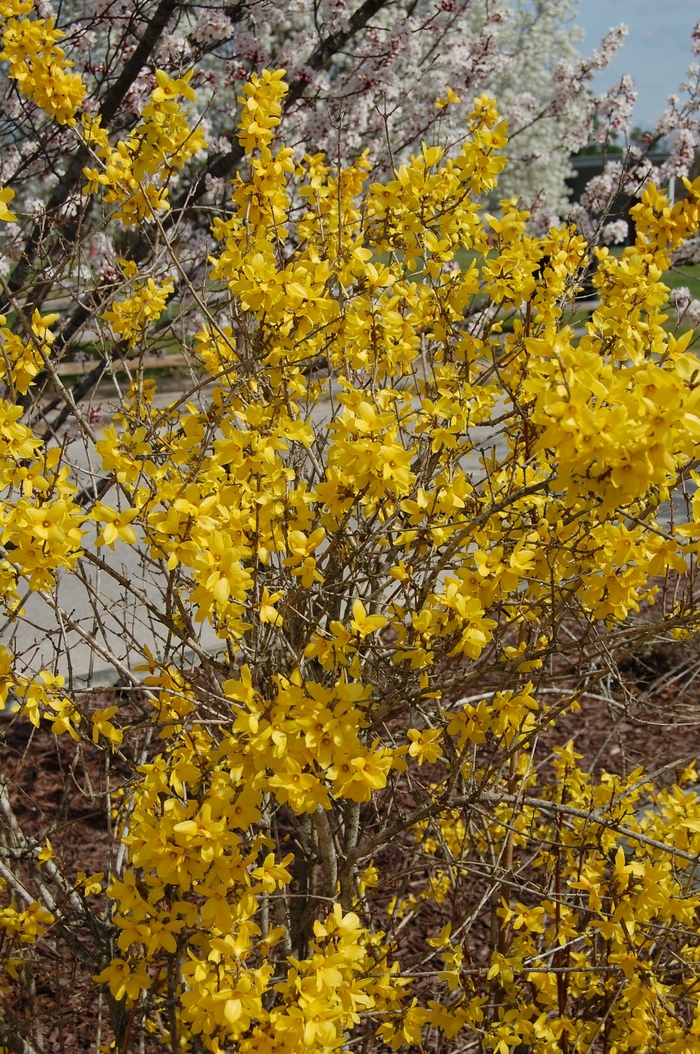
[594,74,637,143]
[24,197,45,219]
[581,163,623,214]
[318,0,351,34]
[529,205,561,235]
[568,204,595,241]
[74,30,96,55]
[204,174,225,197]
[660,128,697,180]
[209,136,232,156]
[509,92,538,129]
[58,193,82,220]
[157,35,191,65]
[692,21,700,56]
[124,71,154,115]
[2,94,21,120]
[589,24,629,71]
[192,11,234,44]
[602,219,629,245]
[0,148,20,183]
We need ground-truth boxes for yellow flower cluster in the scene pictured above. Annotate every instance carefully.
[99,678,402,1050]
[82,70,207,224]
[237,67,287,154]
[0,886,53,945]
[0,0,85,124]
[0,307,57,395]
[102,274,174,347]
[0,393,83,598]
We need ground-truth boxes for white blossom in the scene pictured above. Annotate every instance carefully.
[668,287,700,327]
[673,234,700,267]
[687,301,700,328]
[581,163,623,214]
[670,287,693,310]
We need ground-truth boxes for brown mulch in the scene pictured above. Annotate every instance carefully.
[0,704,137,1053]
[546,639,700,781]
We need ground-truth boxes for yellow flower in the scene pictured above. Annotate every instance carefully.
[36,838,54,863]
[350,599,387,637]
[407,727,443,765]
[0,187,16,221]
[91,706,123,747]
[94,959,151,1002]
[259,587,284,625]
[251,852,294,893]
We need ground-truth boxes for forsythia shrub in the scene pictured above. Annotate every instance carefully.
[2,4,700,1053]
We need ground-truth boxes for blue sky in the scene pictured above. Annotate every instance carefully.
[576,0,699,129]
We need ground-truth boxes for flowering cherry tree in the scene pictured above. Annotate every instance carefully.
[3,2,700,1053]
[572,22,700,252]
[0,0,637,266]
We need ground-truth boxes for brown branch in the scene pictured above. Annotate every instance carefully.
[314,806,338,898]
[0,1022,41,1054]
[480,791,700,864]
